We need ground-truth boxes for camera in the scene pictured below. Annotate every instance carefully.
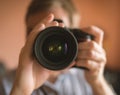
[33,26,94,70]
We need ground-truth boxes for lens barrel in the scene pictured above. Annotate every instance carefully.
[34,26,93,70]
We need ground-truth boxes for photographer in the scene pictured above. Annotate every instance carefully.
[1,0,116,95]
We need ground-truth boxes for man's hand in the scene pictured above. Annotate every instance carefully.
[75,26,115,95]
[10,13,65,95]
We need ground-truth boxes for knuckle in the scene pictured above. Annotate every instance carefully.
[85,60,91,66]
[89,25,96,31]
[89,25,104,36]
[101,49,107,63]
[87,50,94,58]
[103,57,107,64]
[88,41,96,49]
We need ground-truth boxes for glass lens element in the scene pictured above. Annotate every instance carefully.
[42,35,68,63]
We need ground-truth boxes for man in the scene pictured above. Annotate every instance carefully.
[1,0,116,95]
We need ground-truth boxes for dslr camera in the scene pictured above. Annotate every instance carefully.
[34,26,93,70]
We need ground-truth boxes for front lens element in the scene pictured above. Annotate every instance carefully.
[42,35,68,63]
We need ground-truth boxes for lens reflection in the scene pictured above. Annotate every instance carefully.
[42,35,68,63]
[48,42,67,54]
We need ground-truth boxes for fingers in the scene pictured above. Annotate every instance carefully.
[76,29,106,71]
[82,26,104,46]
[76,60,102,71]
[76,52,106,71]
[26,24,45,55]
[78,41,105,55]
[76,42,106,71]
[23,13,65,56]
[77,49,106,63]
[30,14,54,33]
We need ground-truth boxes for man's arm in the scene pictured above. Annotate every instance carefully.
[90,77,116,95]
[76,26,116,95]
[10,13,63,95]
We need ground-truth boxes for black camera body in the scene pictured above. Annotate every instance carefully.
[34,26,94,70]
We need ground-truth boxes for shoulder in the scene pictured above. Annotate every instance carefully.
[0,70,16,95]
[0,78,6,95]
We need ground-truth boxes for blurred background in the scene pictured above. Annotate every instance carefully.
[0,0,120,71]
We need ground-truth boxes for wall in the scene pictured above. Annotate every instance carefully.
[0,0,31,69]
[73,0,120,70]
[0,0,120,70]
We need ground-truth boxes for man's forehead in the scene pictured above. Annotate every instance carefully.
[26,10,70,32]
[27,13,48,29]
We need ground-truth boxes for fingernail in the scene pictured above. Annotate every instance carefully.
[47,13,53,20]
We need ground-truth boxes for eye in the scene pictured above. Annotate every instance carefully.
[53,19,64,23]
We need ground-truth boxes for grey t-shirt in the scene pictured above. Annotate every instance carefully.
[0,68,93,95]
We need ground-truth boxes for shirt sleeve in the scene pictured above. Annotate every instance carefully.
[0,79,6,95]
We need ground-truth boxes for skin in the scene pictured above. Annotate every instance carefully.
[10,6,115,95]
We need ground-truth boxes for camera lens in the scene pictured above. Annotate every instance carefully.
[34,26,78,70]
[42,35,68,63]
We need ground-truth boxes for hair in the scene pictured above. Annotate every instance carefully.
[25,0,79,35]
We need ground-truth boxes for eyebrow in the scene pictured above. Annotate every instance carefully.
[53,19,64,23]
